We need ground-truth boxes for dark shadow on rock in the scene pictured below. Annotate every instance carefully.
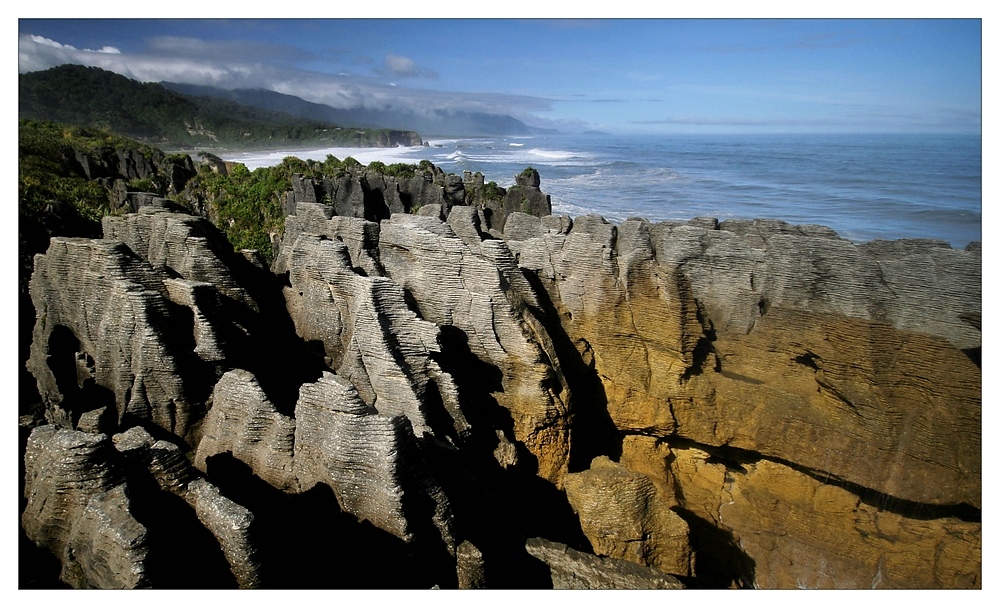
[205,272,327,418]
[420,378,460,446]
[520,271,621,468]
[962,346,981,368]
[204,453,438,588]
[669,435,982,524]
[673,507,756,589]
[45,325,83,414]
[123,461,239,589]
[362,184,390,223]
[426,324,592,588]
[680,301,720,382]
[18,524,67,589]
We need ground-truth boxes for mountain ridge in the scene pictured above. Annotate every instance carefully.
[18,64,423,150]
[159,81,548,137]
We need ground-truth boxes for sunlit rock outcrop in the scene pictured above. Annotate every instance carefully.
[22,426,149,589]
[21,177,980,589]
[564,456,691,576]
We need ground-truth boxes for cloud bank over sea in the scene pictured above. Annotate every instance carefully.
[17,32,557,126]
[17,18,982,135]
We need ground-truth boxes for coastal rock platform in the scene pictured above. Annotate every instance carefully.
[20,192,980,588]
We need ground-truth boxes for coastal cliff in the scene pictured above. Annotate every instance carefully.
[20,166,980,589]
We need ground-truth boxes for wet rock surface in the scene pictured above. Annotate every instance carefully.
[20,189,980,588]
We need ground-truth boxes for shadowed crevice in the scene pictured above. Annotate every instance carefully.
[665,436,981,523]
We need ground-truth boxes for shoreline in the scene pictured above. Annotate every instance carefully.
[178,134,982,250]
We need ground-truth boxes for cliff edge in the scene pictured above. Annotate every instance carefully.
[20,172,979,589]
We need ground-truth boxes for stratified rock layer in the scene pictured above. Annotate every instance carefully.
[22,426,148,589]
[26,235,201,438]
[525,537,685,589]
[377,213,571,484]
[564,456,691,576]
[195,369,454,551]
[22,193,980,589]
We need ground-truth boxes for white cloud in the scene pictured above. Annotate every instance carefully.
[382,53,438,79]
[30,35,74,49]
[385,54,417,76]
[17,32,552,122]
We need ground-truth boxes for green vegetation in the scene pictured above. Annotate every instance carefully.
[482,181,504,202]
[18,120,162,228]
[184,163,286,258]
[366,161,388,175]
[19,118,462,289]
[18,121,130,294]
[19,64,421,150]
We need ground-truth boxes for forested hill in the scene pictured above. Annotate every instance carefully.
[18,64,423,150]
[161,82,541,137]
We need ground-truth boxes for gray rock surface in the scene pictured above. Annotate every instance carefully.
[21,190,980,589]
[196,369,455,551]
[377,213,571,483]
[22,426,149,589]
[525,537,685,589]
[26,236,202,437]
[281,230,466,439]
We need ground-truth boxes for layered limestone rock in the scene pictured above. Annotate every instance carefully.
[284,167,465,221]
[284,165,552,236]
[195,369,454,551]
[112,426,261,588]
[478,167,552,232]
[26,236,203,438]
[280,229,466,440]
[103,205,259,310]
[513,216,980,505]
[563,456,691,576]
[377,213,571,484]
[515,215,703,438]
[22,426,148,589]
[511,214,980,588]
[21,190,980,589]
[26,203,324,443]
[667,446,981,589]
[525,537,685,589]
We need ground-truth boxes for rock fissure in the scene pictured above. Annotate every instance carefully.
[19,168,980,589]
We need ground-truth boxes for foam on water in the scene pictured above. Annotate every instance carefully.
[227,145,425,171]
[221,132,981,247]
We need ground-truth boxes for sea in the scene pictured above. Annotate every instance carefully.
[224,132,982,248]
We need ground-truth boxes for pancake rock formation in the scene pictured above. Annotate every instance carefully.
[21,174,980,589]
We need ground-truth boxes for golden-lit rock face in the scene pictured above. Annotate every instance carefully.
[24,201,979,589]
[564,456,691,577]
[515,215,980,588]
[668,448,981,589]
[687,309,981,508]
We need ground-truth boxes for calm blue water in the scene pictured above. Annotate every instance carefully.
[417,132,982,248]
[232,132,982,248]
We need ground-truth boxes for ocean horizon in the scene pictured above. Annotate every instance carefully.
[224,132,982,249]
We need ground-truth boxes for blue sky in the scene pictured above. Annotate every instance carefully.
[17,17,983,134]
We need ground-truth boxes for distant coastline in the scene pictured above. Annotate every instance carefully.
[219,132,982,248]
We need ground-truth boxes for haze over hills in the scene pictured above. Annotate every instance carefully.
[17,62,553,151]
[18,64,423,150]
[159,82,547,137]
